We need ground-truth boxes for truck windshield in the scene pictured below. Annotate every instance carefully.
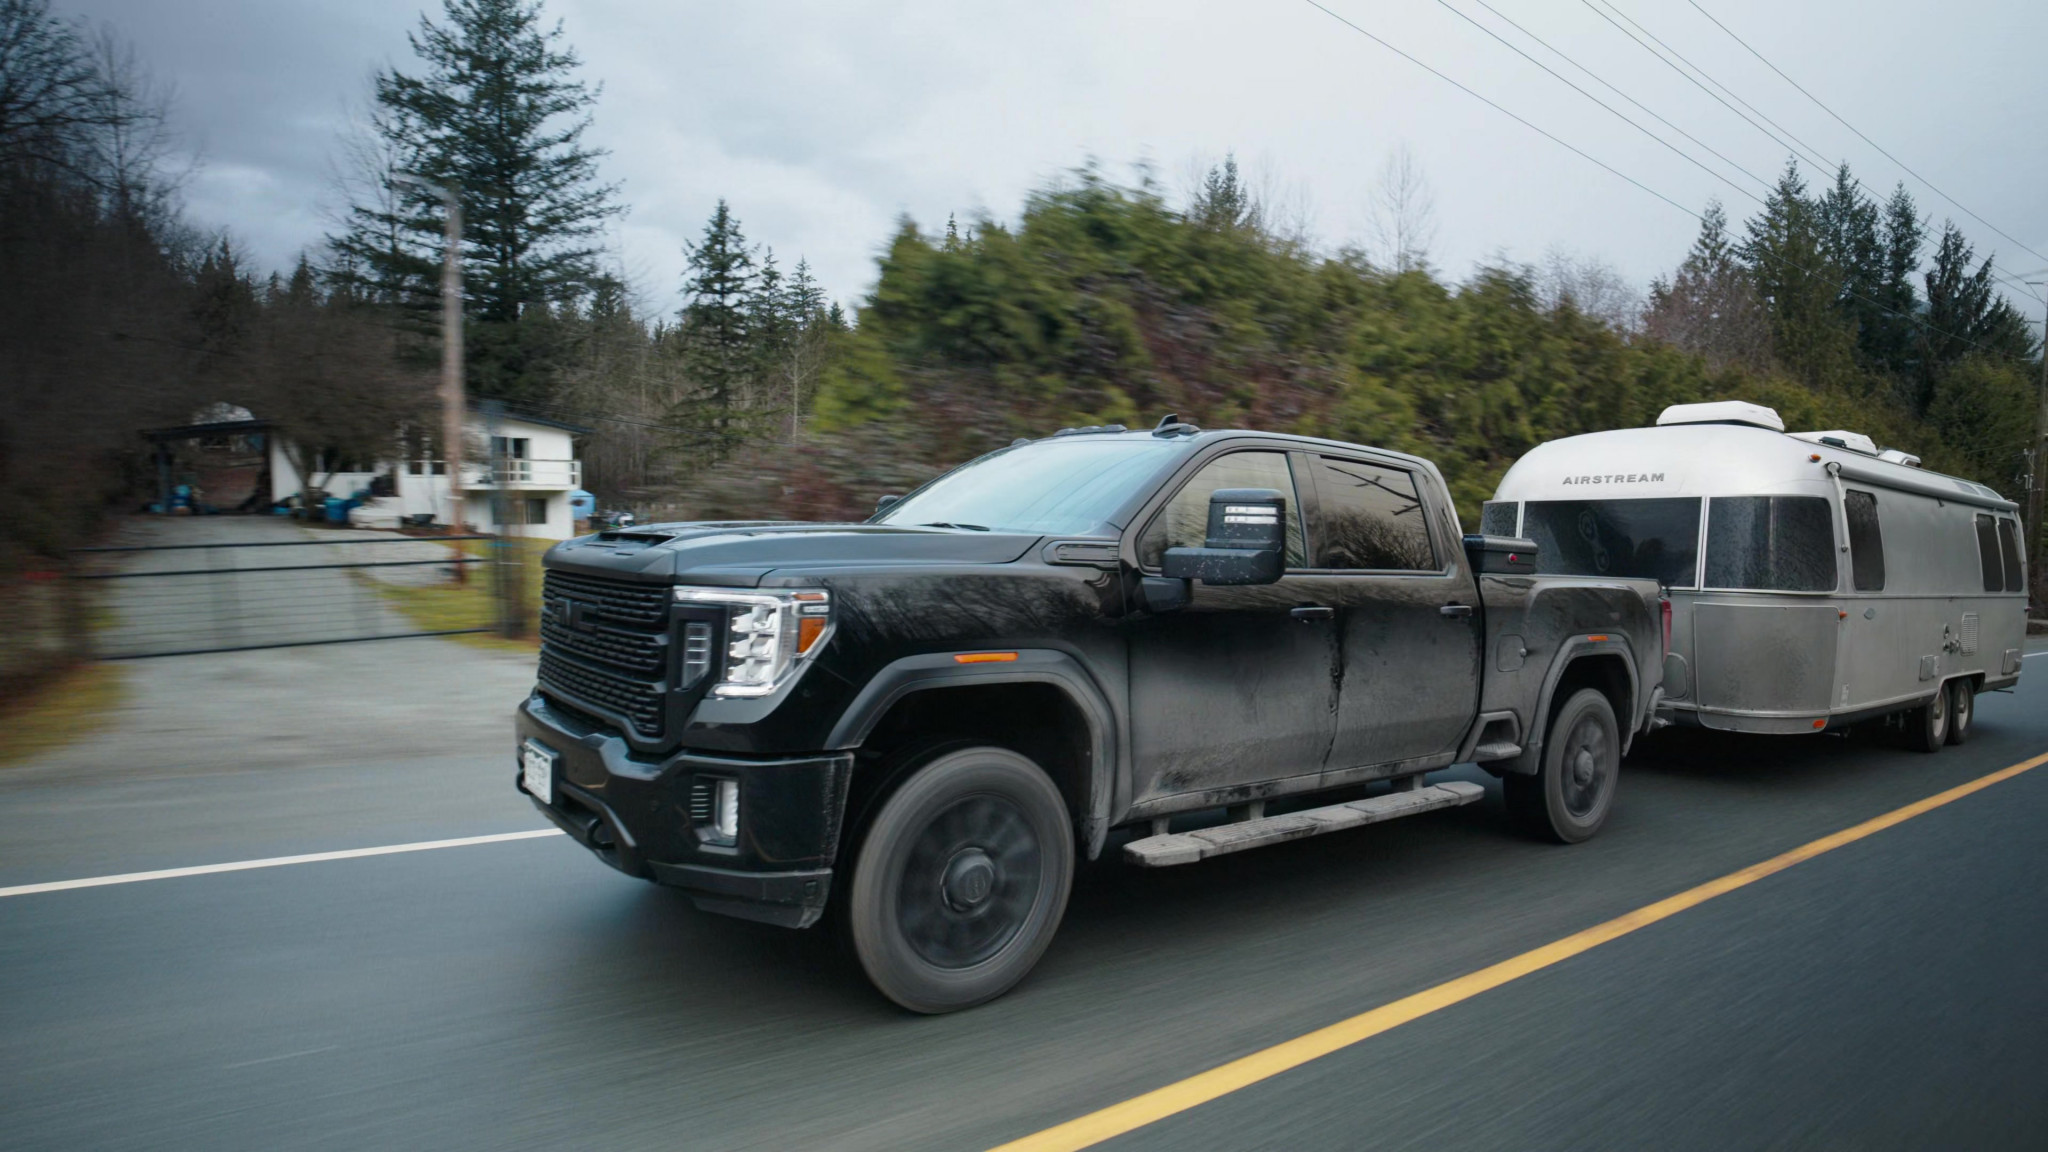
[1522,498,1702,588]
[874,437,1184,535]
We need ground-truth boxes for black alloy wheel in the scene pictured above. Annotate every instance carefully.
[1944,678,1974,746]
[847,746,1074,1013]
[1906,683,1949,753]
[1506,687,1620,844]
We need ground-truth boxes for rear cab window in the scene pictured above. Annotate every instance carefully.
[1138,450,1307,569]
[1704,496,1837,592]
[1310,457,1437,570]
[1521,498,1701,588]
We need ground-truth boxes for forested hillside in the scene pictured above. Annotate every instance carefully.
[665,162,2039,533]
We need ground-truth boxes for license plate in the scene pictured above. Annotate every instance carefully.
[521,740,557,806]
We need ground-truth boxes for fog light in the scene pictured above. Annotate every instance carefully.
[714,778,740,840]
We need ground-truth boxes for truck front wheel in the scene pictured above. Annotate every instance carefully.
[1506,688,1619,844]
[846,746,1074,1013]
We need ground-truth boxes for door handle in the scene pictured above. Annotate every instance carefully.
[1290,606,1335,622]
[1439,603,1474,618]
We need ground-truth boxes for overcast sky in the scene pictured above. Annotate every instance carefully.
[56,0,2048,320]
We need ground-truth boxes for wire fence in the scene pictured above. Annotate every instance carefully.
[69,531,524,659]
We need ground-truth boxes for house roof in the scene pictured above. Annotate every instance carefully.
[141,418,274,442]
[472,404,592,436]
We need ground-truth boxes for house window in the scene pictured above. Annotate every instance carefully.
[525,497,548,525]
[407,461,424,476]
[490,436,530,460]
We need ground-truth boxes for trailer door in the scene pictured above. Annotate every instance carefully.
[1836,488,1905,710]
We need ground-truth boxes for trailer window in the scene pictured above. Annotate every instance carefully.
[1479,501,1518,536]
[1311,457,1436,570]
[1996,518,2024,593]
[1522,498,1701,588]
[1843,489,1885,592]
[1705,496,1837,592]
[1975,514,2004,593]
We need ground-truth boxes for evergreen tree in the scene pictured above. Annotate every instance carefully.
[1867,184,1924,379]
[326,0,620,401]
[1644,201,1770,370]
[1739,162,1858,390]
[672,199,758,450]
[1815,165,1884,361]
[1190,153,1257,231]
[1921,221,2037,410]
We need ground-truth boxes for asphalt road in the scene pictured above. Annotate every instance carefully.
[3,650,2045,1151]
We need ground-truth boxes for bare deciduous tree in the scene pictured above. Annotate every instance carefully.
[1367,144,1437,273]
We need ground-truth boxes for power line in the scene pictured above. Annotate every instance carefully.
[1686,0,2048,271]
[1580,0,2043,306]
[1296,0,2024,363]
[1579,0,1835,178]
[1463,0,1773,194]
[1295,0,1701,218]
[1430,0,1762,203]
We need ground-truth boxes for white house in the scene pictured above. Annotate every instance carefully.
[268,409,589,540]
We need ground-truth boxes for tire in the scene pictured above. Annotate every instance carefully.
[846,746,1074,1014]
[1505,688,1620,844]
[1944,679,1973,746]
[1905,684,1949,753]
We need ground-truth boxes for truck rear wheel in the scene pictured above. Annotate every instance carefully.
[1905,685,1949,753]
[846,746,1074,1013]
[1506,688,1619,844]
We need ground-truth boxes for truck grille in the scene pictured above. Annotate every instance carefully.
[538,570,671,737]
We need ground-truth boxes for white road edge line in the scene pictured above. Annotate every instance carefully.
[0,829,565,899]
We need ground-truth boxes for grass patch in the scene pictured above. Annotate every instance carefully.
[360,536,551,653]
[0,661,128,768]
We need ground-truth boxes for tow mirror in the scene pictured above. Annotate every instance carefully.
[1462,533,1538,575]
[1161,488,1287,586]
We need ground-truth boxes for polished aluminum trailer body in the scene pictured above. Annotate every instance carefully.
[1485,406,2026,735]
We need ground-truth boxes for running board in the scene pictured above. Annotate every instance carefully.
[1123,781,1486,867]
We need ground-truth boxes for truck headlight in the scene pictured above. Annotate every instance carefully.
[673,588,831,697]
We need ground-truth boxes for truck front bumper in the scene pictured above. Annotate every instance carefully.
[515,694,853,928]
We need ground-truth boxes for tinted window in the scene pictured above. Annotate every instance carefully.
[1139,451,1306,568]
[1522,498,1701,587]
[1705,496,1837,591]
[1996,518,2024,593]
[1975,514,2004,593]
[1479,501,1518,536]
[1843,489,1885,592]
[1312,458,1436,570]
[877,437,1183,535]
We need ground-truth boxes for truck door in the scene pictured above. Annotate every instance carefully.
[1304,454,1482,768]
[1124,449,1338,805]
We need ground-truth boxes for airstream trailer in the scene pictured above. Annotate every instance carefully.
[1484,401,2027,750]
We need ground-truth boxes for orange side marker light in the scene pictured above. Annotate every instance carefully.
[955,652,1019,664]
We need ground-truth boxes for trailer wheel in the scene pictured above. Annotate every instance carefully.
[1944,679,1973,746]
[1905,685,1949,753]
[846,746,1073,1014]
[1505,688,1619,844]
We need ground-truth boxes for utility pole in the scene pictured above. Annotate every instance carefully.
[2027,276,2047,611]
[395,173,467,580]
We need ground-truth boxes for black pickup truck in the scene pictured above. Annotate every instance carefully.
[517,418,1664,1011]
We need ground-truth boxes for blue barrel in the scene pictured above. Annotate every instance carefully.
[569,489,597,521]
[323,496,347,523]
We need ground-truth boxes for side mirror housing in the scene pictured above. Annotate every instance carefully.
[874,493,901,514]
[1160,487,1287,586]
[1462,533,1538,574]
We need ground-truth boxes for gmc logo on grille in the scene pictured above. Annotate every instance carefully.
[549,596,595,632]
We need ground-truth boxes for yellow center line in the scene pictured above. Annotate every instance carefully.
[991,751,2048,1152]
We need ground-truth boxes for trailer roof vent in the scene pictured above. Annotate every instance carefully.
[1789,430,1879,455]
[1876,448,1922,468]
[1654,401,1784,431]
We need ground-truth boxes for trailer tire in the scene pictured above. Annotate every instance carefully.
[1905,685,1949,753]
[1944,679,1973,746]
[1505,688,1619,844]
[846,746,1073,1014]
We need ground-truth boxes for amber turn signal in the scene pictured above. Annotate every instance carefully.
[954,652,1018,664]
